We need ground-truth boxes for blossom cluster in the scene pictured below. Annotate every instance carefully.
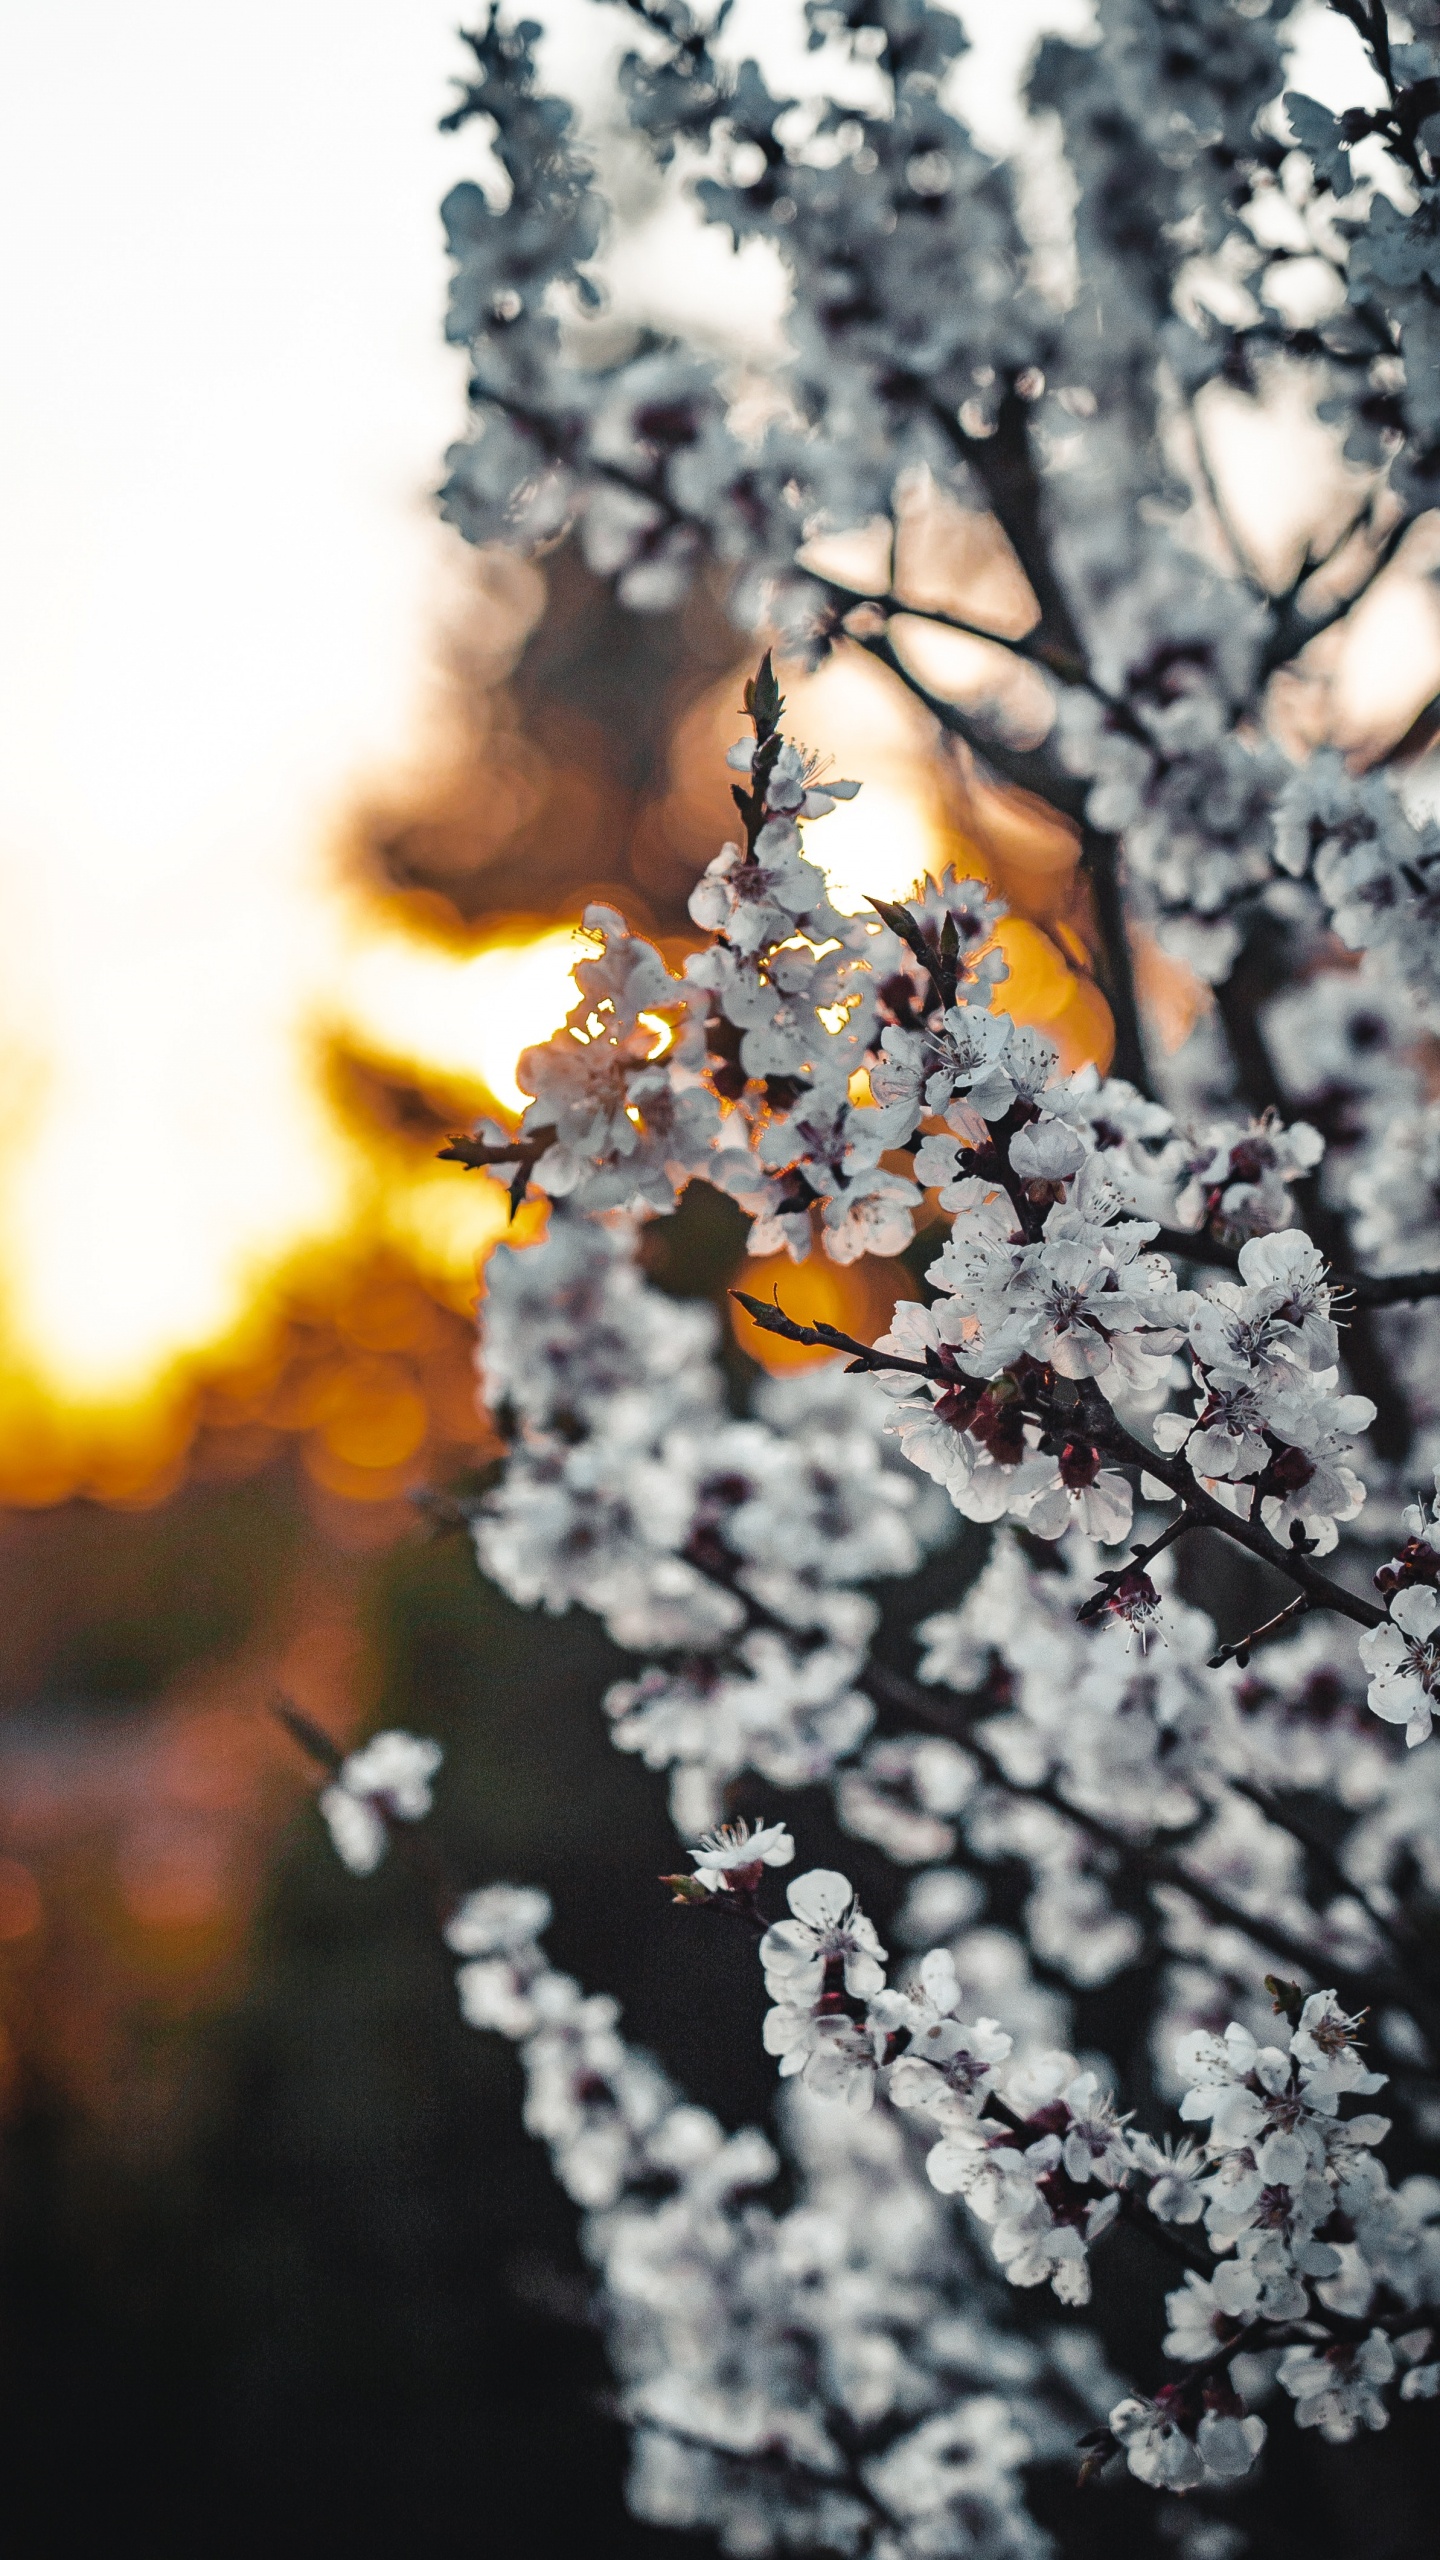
[435,0,1440,1008]
[430,648,1440,2534]
[469,1209,952,1833]
[436,1869,1114,2558]
[467,661,1383,1624]
[739,1852,1440,2488]
[316,1728,443,1877]
[311,1758,1440,2526]
[299,2,1440,2545]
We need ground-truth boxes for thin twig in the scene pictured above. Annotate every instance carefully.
[812,577,1092,690]
[1076,1513,1197,1622]
[1208,1592,1308,1670]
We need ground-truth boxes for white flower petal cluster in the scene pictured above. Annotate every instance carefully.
[1108,2388,1265,2490]
[1360,1476,1440,1748]
[1360,1584,1440,1751]
[1173,1111,1325,1247]
[1274,752,1440,1031]
[1153,1231,1373,1556]
[317,1730,444,1877]
[429,1869,1103,2560]
[1162,1992,1433,2371]
[756,1868,1137,2309]
[471,1212,950,1827]
[750,1865,1429,2487]
[688,1815,795,1893]
[761,1868,890,2114]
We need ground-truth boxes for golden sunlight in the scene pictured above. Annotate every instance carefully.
[335,921,585,1116]
[0,637,1120,1509]
[0,1,1124,1508]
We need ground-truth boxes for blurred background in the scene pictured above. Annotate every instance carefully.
[3,5,1440,2553]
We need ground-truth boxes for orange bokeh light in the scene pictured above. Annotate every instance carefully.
[732,1245,921,1376]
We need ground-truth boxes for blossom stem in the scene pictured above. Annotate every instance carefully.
[1075,1512,1197,1622]
[1206,1593,1309,1670]
[1158,1225,1440,1309]
[1078,825,1152,1095]
[852,628,1089,820]
[1225,1774,1427,1975]
[627,2412,895,2533]
[1347,1266,1440,1306]
[273,1692,344,1775]
[1076,1387,1387,1633]
[811,578,1098,697]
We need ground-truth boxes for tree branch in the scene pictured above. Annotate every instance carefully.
[731,1293,1386,1635]
[1078,825,1152,1093]
[850,629,1089,822]
[813,578,1091,690]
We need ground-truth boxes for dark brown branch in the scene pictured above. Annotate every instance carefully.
[851,629,1089,822]
[1159,1224,1440,1309]
[1076,1513,1197,1623]
[1155,1220,1440,1331]
[273,1693,344,1774]
[1078,825,1151,1094]
[844,636,1154,1093]
[1077,1380,1385,1633]
[1349,1265,1440,1306]
[1226,1773,1426,1976]
[1208,1593,1308,1670]
[1259,501,1416,679]
[730,1292,1386,1635]
[630,2412,894,2534]
[731,1290,932,1375]
[813,577,1091,689]
[937,383,1091,668]
[440,1121,558,1217]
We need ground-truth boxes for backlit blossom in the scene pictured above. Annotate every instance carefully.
[689,1817,796,1891]
[311,11,1440,2538]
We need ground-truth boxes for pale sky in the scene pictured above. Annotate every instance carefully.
[0,3,502,1395]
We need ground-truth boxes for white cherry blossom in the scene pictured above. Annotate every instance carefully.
[688,1817,796,1891]
[1360,1585,1440,1748]
[318,1731,444,1877]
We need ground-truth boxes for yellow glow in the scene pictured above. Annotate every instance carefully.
[0,661,1109,1481]
[733,1248,920,1376]
[0,896,588,1412]
[335,923,586,1113]
[0,899,360,1403]
[784,656,951,913]
[811,778,944,915]
[638,1012,675,1060]
[379,1157,515,1307]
